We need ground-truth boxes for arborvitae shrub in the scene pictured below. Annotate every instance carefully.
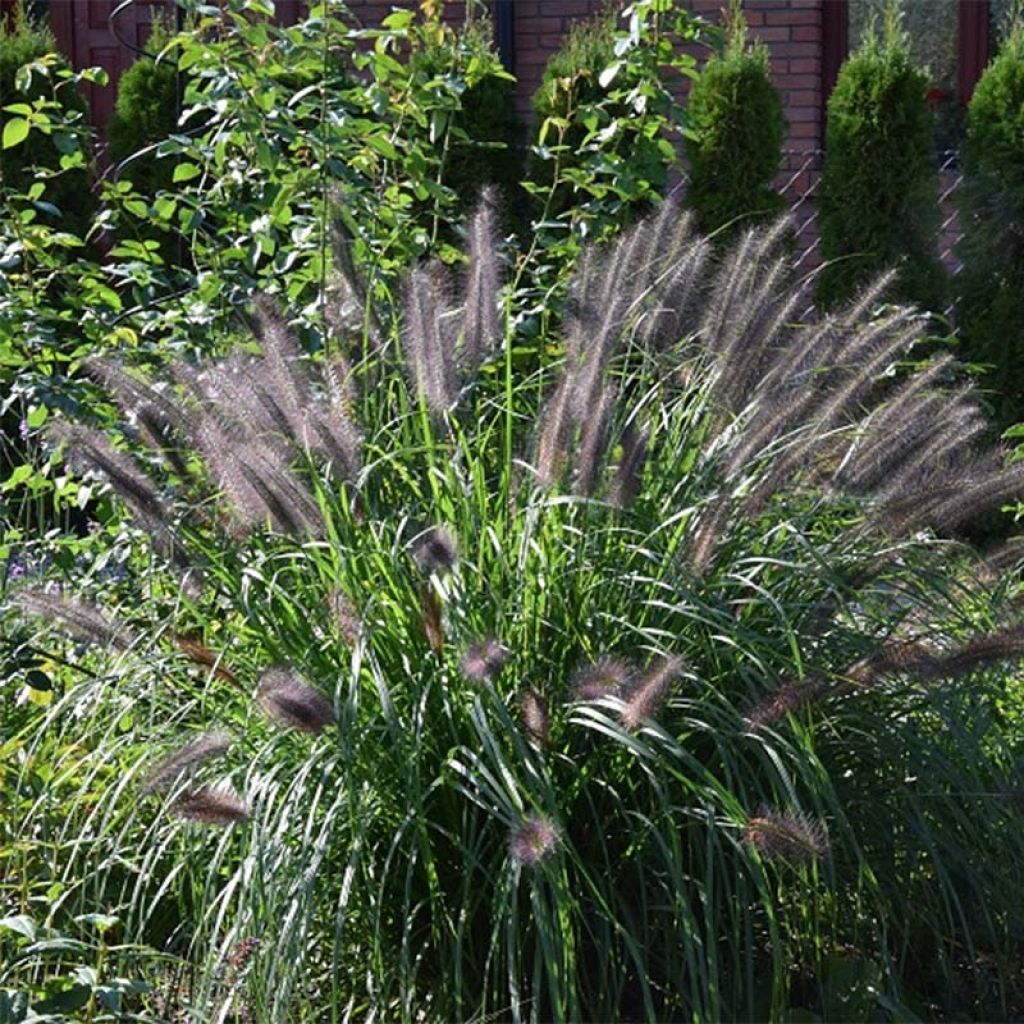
[0,2,94,236]
[108,16,180,197]
[956,25,1024,428]
[684,5,785,236]
[817,21,946,310]
[408,19,522,216]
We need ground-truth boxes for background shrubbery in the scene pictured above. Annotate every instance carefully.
[956,22,1024,429]
[817,13,946,310]
[0,2,95,238]
[683,1,786,236]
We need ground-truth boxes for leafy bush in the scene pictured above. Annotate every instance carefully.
[528,1,704,243]
[406,12,522,217]
[956,22,1024,429]
[0,2,95,237]
[817,13,946,310]
[683,1,786,236]
[6,202,1024,1021]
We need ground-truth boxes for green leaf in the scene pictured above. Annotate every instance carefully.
[382,9,414,29]
[2,117,30,149]
[2,465,34,492]
[0,915,36,941]
[172,162,202,183]
[365,134,399,160]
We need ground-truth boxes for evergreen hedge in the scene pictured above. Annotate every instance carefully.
[817,20,946,310]
[956,24,1024,428]
[684,4,785,236]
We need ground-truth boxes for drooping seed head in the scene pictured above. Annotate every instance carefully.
[508,813,561,868]
[413,526,458,575]
[256,667,336,734]
[521,689,549,746]
[572,655,634,700]
[141,731,233,794]
[173,785,249,826]
[620,654,684,730]
[742,675,828,731]
[460,638,509,683]
[16,587,136,651]
[325,588,361,647]
[744,807,829,863]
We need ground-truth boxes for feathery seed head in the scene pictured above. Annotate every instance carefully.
[460,639,509,683]
[256,668,336,734]
[744,807,829,863]
[16,587,135,651]
[173,785,249,826]
[326,588,361,646]
[743,675,828,731]
[413,526,458,575]
[572,656,634,700]
[508,813,560,868]
[521,689,550,746]
[620,654,684,730]
[141,731,232,794]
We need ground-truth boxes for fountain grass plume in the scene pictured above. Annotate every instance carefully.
[141,731,233,794]
[461,639,509,683]
[573,655,634,700]
[608,419,648,508]
[402,262,459,416]
[173,785,249,826]
[743,675,830,731]
[462,186,502,370]
[620,654,684,730]
[521,689,550,746]
[16,587,136,651]
[744,807,829,863]
[508,813,560,868]
[256,668,336,734]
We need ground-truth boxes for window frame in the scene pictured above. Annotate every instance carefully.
[822,0,991,115]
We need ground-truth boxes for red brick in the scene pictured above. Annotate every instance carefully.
[788,56,822,74]
[768,41,818,58]
[787,104,820,122]
[751,25,793,42]
[773,73,819,89]
[792,25,821,42]
[787,121,821,139]
[786,89,821,106]
[765,8,819,25]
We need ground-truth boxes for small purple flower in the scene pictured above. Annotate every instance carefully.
[18,419,29,443]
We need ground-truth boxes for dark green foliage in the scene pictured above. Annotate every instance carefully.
[0,3,94,236]
[956,26,1024,428]
[529,7,670,222]
[817,24,946,310]
[408,19,522,217]
[684,8,786,236]
[107,19,180,197]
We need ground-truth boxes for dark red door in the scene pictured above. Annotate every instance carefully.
[44,1,306,136]
[48,0,173,133]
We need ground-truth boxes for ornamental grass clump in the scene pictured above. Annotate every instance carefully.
[9,193,1024,1021]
